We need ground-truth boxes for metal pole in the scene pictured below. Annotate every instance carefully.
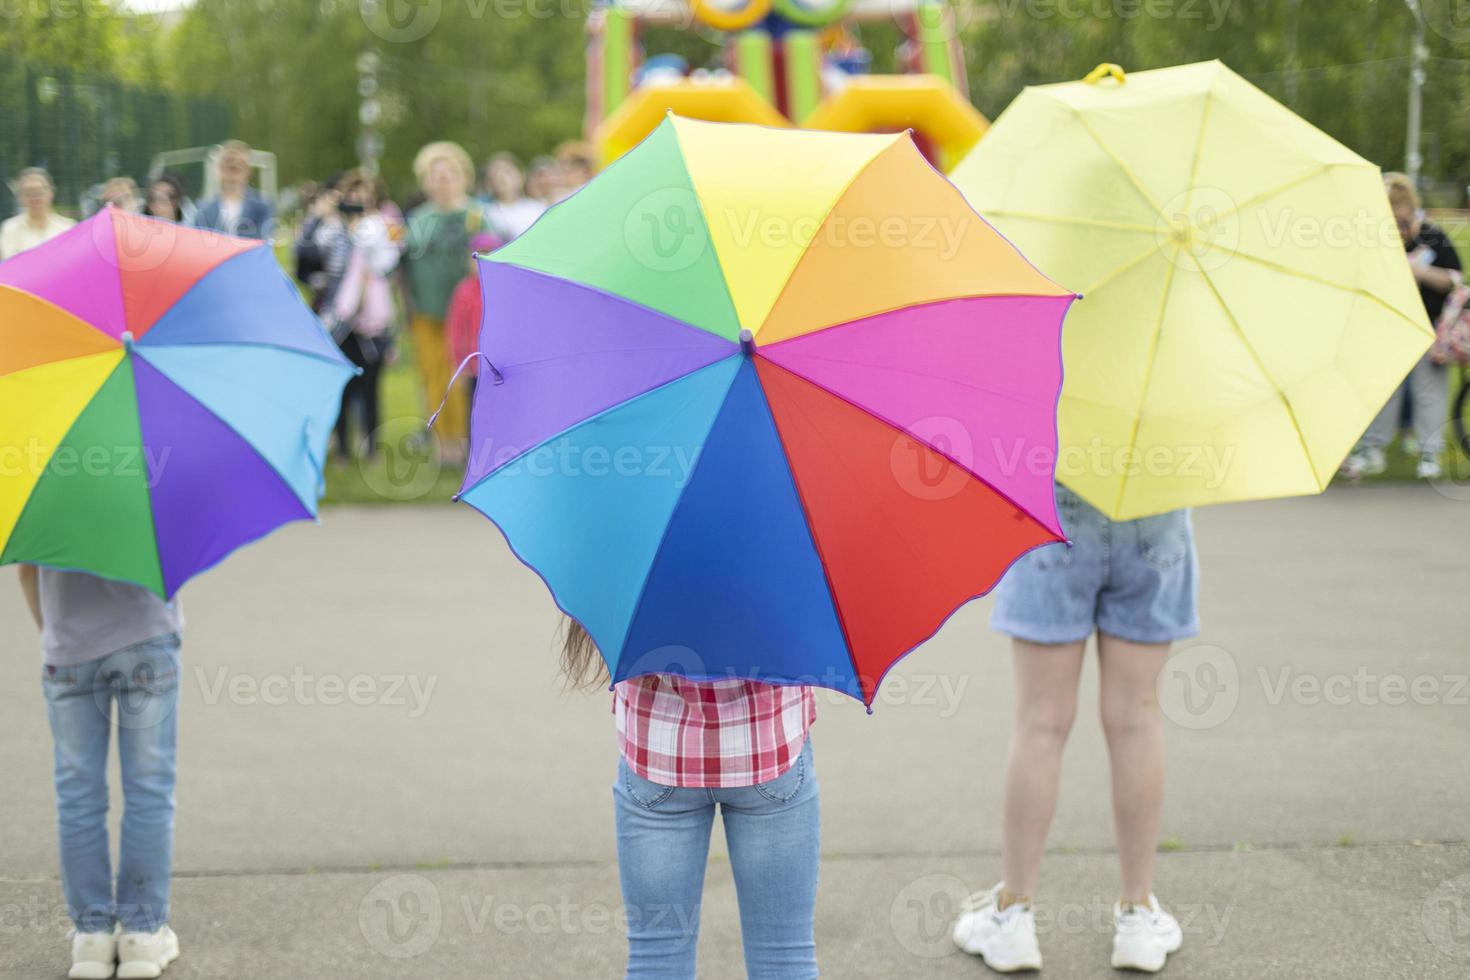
[1405,0,1426,183]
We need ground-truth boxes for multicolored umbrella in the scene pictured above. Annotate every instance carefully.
[459,115,1077,706]
[0,208,353,598]
[952,61,1432,519]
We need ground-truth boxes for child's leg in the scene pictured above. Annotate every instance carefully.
[42,659,115,933]
[1097,632,1169,905]
[113,636,181,933]
[614,762,716,979]
[719,740,820,980]
[1002,638,1087,899]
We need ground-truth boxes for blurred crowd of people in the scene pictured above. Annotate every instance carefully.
[289,139,598,463]
[0,138,600,466]
[4,138,1462,476]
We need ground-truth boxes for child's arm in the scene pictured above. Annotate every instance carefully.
[17,565,41,630]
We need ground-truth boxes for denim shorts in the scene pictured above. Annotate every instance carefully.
[991,484,1199,645]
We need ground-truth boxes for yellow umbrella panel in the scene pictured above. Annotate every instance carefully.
[952,60,1432,520]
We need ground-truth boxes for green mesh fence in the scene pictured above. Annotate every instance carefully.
[0,56,232,218]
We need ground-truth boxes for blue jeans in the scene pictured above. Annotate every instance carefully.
[613,738,819,979]
[42,634,180,933]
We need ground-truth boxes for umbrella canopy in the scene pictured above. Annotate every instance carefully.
[459,115,1077,706]
[952,60,1433,520]
[0,209,352,598]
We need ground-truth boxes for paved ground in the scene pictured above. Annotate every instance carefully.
[2,482,1469,979]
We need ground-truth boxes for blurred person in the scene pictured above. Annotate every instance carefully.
[552,141,598,201]
[444,231,503,413]
[525,155,558,204]
[952,488,1196,973]
[193,140,274,240]
[293,173,344,309]
[144,175,187,223]
[1,167,74,259]
[99,177,140,213]
[1341,173,1463,480]
[316,171,401,460]
[18,565,184,978]
[403,141,486,462]
[480,152,544,240]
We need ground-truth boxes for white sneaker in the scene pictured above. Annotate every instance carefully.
[1417,456,1443,480]
[116,926,179,979]
[1111,895,1182,972]
[952,883,1042,972]
[68,930,117,979]
[1339,447,1386,480]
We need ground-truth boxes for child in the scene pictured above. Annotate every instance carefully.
[18,566,184,979]
[561,621,820,979]
[444,232,502,411]
[952,485,1195,973]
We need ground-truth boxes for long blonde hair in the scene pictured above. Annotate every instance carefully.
[559,618,608,690]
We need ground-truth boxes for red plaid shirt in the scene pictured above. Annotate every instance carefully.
[614,676,816,788]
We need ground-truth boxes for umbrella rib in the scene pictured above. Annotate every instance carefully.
[1188,254,1324,492]
[1180,84,1215,217]
[1211,248,1434,337]
[611,364,744,675]
[1111,246,1180,517]
[750,367,867,700]
[749,134,905,338]
[980,210,1157,236]
[1078,243,1162,296]
[1071,108,1166,216]
[1206,163,1334,226]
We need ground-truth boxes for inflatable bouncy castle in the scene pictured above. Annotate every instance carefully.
[585,0,987,171]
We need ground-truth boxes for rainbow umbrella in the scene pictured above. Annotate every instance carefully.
[0,208,353,598]
[459,116,1077,706]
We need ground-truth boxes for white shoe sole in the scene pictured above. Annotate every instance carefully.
[953,931,1042,972]
[68,964,115,980]
[1112,928,1181,972]
[116,948,177,979]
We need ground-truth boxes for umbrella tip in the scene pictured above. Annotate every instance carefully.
[739,329,755,355]
[120,331,135,352]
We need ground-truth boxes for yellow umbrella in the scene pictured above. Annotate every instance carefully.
[952,60,1432,520]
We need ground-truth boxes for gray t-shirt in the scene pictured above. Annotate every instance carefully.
[39,569,184,667]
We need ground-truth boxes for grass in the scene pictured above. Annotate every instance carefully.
[322,353,467,506]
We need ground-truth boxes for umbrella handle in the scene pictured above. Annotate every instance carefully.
[428,352,502,430]
[1082,62,1126,85]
